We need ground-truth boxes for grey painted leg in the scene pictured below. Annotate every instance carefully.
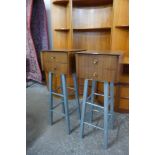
[103,81,109,149]
[90,80,96,122]
[72,73,81,120]
[80,79,89,138]
[61,74,71,134]
[49,72,53,125]
[110,81,114,129]
[60,75,65,114]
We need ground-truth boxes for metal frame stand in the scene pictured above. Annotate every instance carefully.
[48,72,81,134]
[80,79,115,149]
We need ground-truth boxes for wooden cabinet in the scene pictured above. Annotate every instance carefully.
[41,49,85,88]
[76,51,122,82]
[50,0,129,112]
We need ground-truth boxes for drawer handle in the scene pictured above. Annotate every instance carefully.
[93,59,98,64]
[51,56,55,59]
[54,67,57,70]
[93,72,97,77]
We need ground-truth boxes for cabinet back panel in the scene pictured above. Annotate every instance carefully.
[73,5,112,28]
[53,31,69,49]
[73,31,111,50]
[52,5,69,28]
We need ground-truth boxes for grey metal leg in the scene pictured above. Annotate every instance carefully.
[49,72,53,125]
[80,79,89,138]
[61,74,71,134]
[60,75,65,114]
[90,80,96,122]
[72,73,81,120]
[110,81,114,129]
[103,81,109,149]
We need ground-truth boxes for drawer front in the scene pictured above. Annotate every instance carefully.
[77,54,118,81]
[44,62,55,72]
[43,52,68,63]
[44,62,68,74]
[77,55,102,78]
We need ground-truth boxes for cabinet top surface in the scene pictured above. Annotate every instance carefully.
[75,50,123,56]
[41,49,86,53]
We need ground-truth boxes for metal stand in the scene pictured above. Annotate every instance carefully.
[80,79,115,149]
[48,72,81,134]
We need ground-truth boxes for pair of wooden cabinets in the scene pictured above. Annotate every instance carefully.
[41,50,121,82]
[47,0,129,112]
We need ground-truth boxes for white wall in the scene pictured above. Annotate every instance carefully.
[44,0,52,49]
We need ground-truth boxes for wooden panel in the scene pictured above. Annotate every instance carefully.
[53,31,70,49]
[52,5,68,28]
[114,0,129,26]
[73,5,112,28]
[119,99,129,110]
[120,74,129,83]
[73,31,111,50]
[111,28,129,57]
[120,86,129,99]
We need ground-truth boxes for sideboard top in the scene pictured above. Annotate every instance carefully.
[41,49,86,53]
[75,50,123,56]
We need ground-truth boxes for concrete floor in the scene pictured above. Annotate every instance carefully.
[26,83,129,155]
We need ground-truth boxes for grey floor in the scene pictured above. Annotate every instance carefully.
[26,83,129,155]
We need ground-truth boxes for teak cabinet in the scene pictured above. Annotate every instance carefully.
[41,49,85,88]
[76,51,122,82]
[50,0,129,112]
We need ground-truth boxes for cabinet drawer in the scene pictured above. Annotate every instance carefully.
[44,62,55,72]
[77,54,118,81]
[77,55,102,78]
[44,62,68,74]
[43,52,67,63]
